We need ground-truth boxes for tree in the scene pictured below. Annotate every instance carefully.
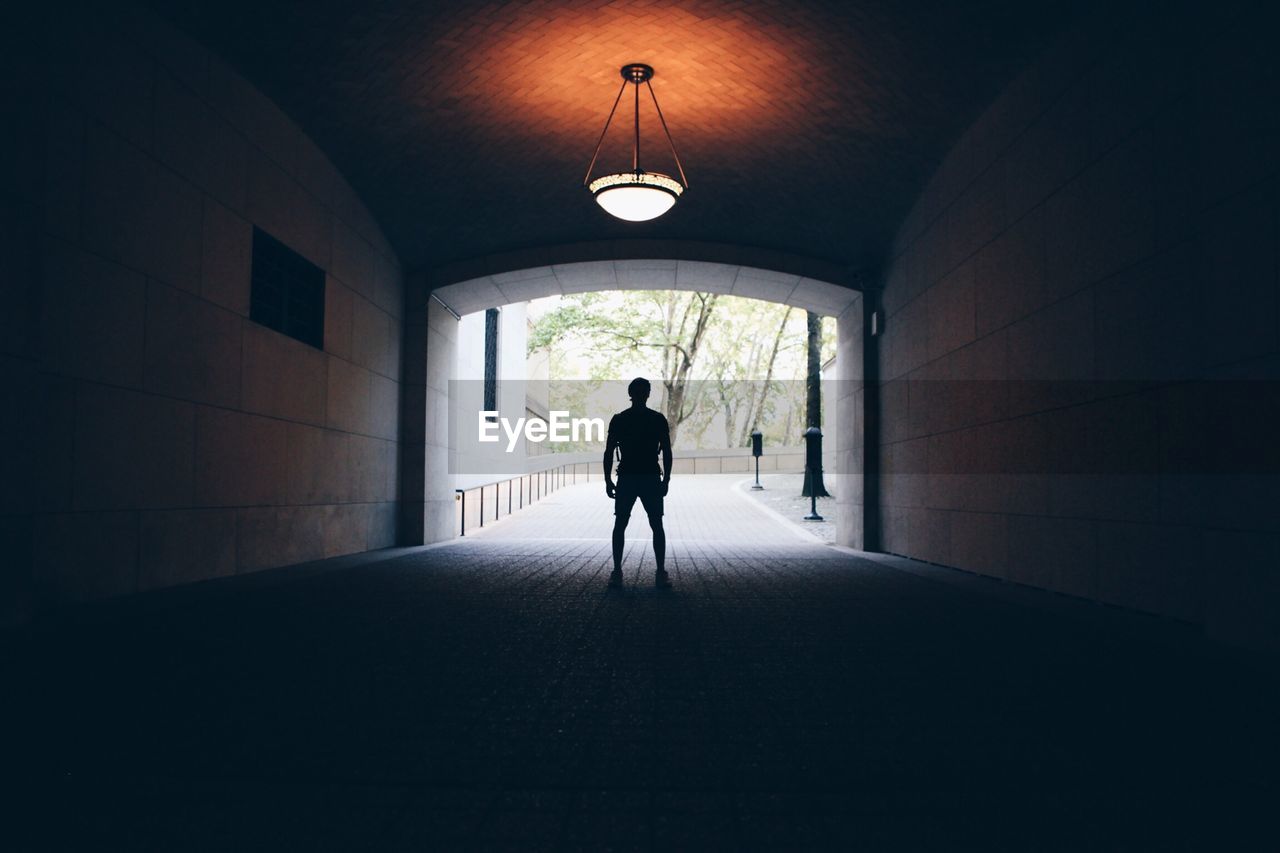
[741,305,793,446]
[658,291,720,444]
[528,290,720,444]
[528,290,821,452]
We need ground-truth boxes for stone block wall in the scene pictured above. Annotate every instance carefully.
[400,292,458,546]
[833,296,864,549]
[873,3,1279,647]
[1,6,404,622]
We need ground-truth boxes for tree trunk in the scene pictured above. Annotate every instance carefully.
[805,311,822,429]
[741,306,792,447]
[662,292,719,445]
[802,311,830,497]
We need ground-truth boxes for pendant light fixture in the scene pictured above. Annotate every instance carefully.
[583,64,689,222]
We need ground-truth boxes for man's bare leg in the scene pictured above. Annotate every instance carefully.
[612,518,628,571]
[651,517,670,586]
[610,517,627,586]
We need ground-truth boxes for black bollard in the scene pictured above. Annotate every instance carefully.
[803,426,825,521]
[751,430,764,490]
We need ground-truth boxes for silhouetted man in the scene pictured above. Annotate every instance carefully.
[604,377,673,588]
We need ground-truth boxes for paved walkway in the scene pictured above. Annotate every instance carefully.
[9,478,1279,851]
[469,473,820,548]
[741,472,837,544]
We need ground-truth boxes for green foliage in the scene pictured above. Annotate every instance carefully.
[528,291,837,449]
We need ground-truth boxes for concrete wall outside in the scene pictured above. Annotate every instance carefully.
[453,303,535,487]
[0,5,405,623]
[874,3,1279,648]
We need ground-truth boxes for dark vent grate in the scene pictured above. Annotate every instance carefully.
[250,228,325,350]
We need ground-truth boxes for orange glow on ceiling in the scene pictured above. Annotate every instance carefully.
[402,0,871,166]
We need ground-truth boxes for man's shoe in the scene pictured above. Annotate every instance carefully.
[655,570,672,589]
[608,569,624,588]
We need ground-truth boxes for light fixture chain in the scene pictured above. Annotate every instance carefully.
[583,78,629,186]
[633,77,640,173]
[646,80,689,188]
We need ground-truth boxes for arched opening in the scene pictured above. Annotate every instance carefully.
[401,259,867,551]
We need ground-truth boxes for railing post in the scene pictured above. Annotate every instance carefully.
[456,489,465,536]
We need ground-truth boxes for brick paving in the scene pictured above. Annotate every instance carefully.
[470,473,815,548]
[9,478,1279,850]
[740,472,837,544]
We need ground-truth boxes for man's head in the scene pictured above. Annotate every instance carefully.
[628,377,651,403]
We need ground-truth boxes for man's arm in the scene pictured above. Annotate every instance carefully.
[603,421,617,499]
[659,419,673,496]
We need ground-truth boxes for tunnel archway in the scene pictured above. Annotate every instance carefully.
[402,258,867,550]
[430,258,860,318]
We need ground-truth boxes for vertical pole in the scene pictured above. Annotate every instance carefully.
[863,289,881,551]
[458,490,465,536]
[804,464,825,521]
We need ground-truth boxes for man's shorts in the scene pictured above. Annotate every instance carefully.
[615,474,664,519]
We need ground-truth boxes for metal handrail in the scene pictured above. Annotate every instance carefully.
[455,458,592,536]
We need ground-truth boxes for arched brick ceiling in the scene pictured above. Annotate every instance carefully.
[156,0,1077,274]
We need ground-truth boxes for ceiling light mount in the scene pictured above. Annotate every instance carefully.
[621,63,654,84]
[583,63,688,223]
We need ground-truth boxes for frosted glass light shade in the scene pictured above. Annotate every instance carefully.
[588,172,683,222]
